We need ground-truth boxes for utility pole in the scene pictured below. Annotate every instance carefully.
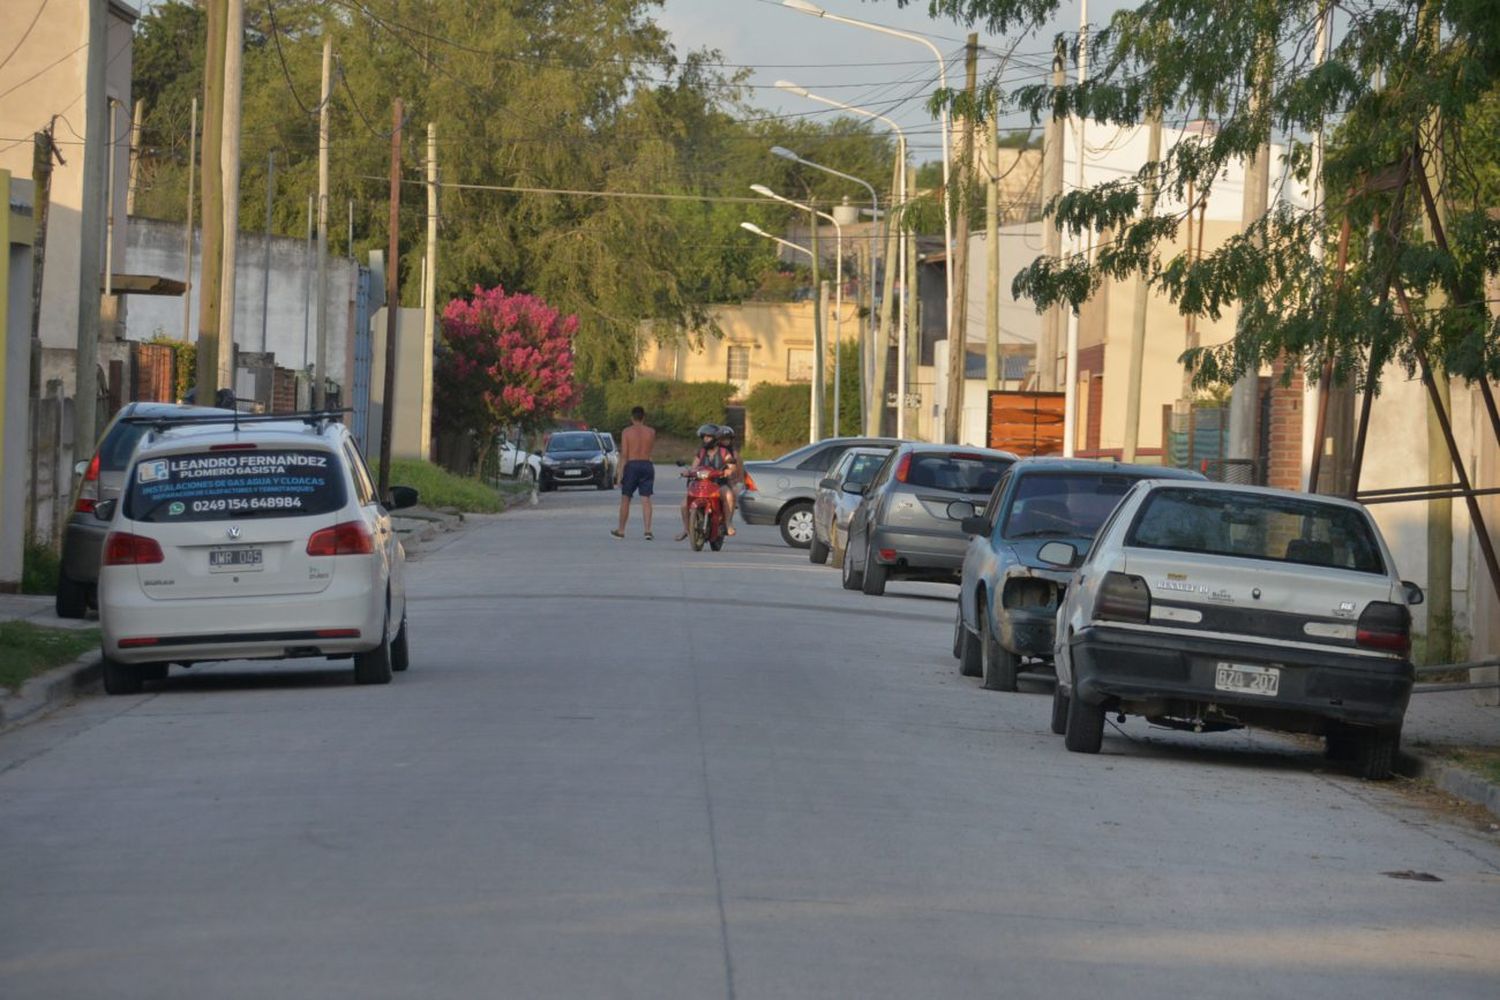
[1228,35,1272,467]
[104,99,118,299]
[809,208,823,441]
[1062,5,1090,457]
[181,96,196,344]
[421,122,438,461]
[125,98,145,216]
[377,98,403,499]
[218,0,244,393]
[1121,113,1163,463]
[873,142,902,435]
[29,125,59,538]
[259,151,274,353]
[313,32,333,409]
[1037,40,1065,391]
[904,165,919,438]
[942,33,979,444]
[301,193,312,372]
[74,0,109,465]
[195,0,226,401]
[985,110,1001,390]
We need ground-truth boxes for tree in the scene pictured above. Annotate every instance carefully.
[435,285,580,473]
[911,0,1500,391]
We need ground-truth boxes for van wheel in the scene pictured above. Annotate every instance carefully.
[101,656,143,696]
[1064,690,1106,753]
[980,612,1018,691]
[354,621,394,685]
[1354,726,1399,780]
[1050,685,1069,735]
[391,617,410,672]
[56,571,89,619]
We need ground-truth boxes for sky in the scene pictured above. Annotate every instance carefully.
[656,0,1122,161]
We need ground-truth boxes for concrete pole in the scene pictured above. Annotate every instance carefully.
[74,0,109,461]
[815,280,829,440]
[217,0,243,393]
[1121,114,1163,463]
[181,96,196,344]
[985,112,1000,391]
[259,152,274,353]
[1037,42,1065,391]
[195,0,225,400]
[873,139,903,436]
[313,32,333,408]
[301,194,312,371]
[377,98,403,499]
[942,34,979,445]
[1228,31,1272,465]
[904,165,919,438]
[809,209,823,442]
[422,122,438,461]
[1062,5,1089,457]
[104,99,118,299]
[833,226,843,435]
[125,98,145,217]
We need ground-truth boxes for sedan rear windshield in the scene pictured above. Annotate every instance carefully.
[905,453,1011,495]
[1002,472,1139,540]
[1126,488,1386,574]
[547,433,599,452]
[123,448,346,522]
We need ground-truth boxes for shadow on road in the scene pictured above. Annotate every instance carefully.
[147,667,364,693]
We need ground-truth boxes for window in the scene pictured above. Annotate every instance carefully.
[905,453,1012,495]
[845,453,887,486]
[787,347,814,382]
[797,445,845,472]
[727,346,750,383]
[344,442,376,505]
[124,448,346,522]
[1001,472,1138,540]
[1126,487,1386,574]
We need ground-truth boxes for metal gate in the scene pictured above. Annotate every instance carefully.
[351,265,372,450]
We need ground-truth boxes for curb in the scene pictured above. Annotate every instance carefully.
[1397,750,1500,820]
[0,651,102,734]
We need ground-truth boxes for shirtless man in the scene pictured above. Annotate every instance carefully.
[611,406,657,539]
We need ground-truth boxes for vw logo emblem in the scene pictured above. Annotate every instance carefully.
[226,526,242,540]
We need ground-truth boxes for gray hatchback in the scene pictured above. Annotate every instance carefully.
[841,443,1017,596]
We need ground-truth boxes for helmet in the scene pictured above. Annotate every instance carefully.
[718,425,735,442]
[696,423,719,439]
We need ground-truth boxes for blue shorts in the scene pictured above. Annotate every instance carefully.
[620,460,655,498]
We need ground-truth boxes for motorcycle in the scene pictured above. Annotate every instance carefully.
[681,466,727,552]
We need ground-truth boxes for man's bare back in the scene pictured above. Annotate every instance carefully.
[618,421,656,465]
[613,409,657,539]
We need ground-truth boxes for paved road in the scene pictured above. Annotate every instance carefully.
[3,477,1499,998]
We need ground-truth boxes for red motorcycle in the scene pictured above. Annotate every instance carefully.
[682,466,727,552]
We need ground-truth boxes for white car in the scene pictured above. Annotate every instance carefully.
[94,412,418,693]
[498,437,540,482]
[1045,480,1419,779]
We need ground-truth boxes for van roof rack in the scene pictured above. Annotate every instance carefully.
[121,408,351,435]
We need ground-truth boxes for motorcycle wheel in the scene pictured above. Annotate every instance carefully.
[690,509,707,551]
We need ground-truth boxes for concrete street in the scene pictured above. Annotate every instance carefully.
[2,473,1498,999]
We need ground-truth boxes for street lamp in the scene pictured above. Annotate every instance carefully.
[741,221,822,443]
[778,0,953,387]
[774,82,909,439]
[750,183,845,438]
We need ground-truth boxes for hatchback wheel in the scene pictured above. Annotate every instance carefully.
[101,656,143,696]
[354,620,394,685]
[860,543,888,596]
[1064,690,1106,753]
[980,612,1019,691]
[780,502,815,548]
[840,543,864,590]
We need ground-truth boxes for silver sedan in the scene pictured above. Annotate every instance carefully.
[810,447,893,567]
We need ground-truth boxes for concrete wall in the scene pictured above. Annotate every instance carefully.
[367,306,427,462]
[124,217,356,388]
[1,173,35,589]
[638,302,832,397]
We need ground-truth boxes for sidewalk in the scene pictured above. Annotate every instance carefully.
[1398,685,1500,819]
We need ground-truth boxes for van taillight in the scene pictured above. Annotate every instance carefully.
[104,532,164,566]
[75,453,101,513]
[894,453,912,483]
[1096,572,1151,624]
[1356,601,1411,655]
[307,522,374,556]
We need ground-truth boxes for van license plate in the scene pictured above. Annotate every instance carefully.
[1214,662,1279,697]
[209,547,263,572]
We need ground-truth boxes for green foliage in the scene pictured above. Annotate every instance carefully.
[146,334,196,403]
[370,458,509,513]
[0,622,100,693]
[917,0,1500,391]
[21,540,59,596]
[576,379,734,439]
[832,339,862,438]
[745,382,810,451]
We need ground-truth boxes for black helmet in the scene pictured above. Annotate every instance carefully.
[696,423,719,439]
[718,425,735,441]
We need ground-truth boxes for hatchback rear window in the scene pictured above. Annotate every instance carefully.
[1126,488,1385,574]
[906,453,1011,494]
[1002,472,1140,539]
[123,448,346,522]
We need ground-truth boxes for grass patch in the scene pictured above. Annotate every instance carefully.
[21,540,60,595]
[374,459,512,513]
[1440,748,1500,785]
[0,622,99,693]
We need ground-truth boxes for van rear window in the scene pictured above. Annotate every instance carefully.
[124,449,345,522]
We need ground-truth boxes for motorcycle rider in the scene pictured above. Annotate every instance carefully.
[717,425,741,535]
[675,423,736,541]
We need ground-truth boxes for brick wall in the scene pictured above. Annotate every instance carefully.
[1266,359,1304,490]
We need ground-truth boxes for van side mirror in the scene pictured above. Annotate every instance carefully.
[386,485,420,511]
[1038,540,1081,569]
[93,498,118,522]
[1402,580,1424,606]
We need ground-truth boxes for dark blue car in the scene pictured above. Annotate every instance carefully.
[953,458,1204,692]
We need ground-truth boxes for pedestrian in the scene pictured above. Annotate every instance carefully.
[611,406,657,539]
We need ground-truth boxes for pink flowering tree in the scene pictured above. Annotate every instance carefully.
[436,284,580,473]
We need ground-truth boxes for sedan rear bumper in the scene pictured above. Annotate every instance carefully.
[738,491,781,525]
[1068,625,1412,731]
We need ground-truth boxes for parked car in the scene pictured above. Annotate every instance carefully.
[94,412,420,693]
[56,402,235,618]
[810,446,893,566]
[955,459,1204,692]
[841,443,1017,596]
[596,431,620,482]
[539,430,611,491]
[498,436,540,482]
[740,436,900,548]
[1048,480,1419,779]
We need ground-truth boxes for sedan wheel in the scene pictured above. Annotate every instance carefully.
[956,604,982,677]
[809,533,830,564]
[1050,684,1069,735]
[840,542,864,590]
[980,611,1019,692]
[1063,689,1106,753]
[780,502,816,548]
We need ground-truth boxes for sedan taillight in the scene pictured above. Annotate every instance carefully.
[1096,572,1151,624]
[307,522,374,556]
[1356,601,1411,655]
[104,531,164,566]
